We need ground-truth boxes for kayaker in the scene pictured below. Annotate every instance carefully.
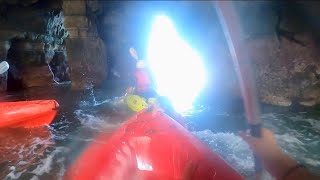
[127,48,157,100]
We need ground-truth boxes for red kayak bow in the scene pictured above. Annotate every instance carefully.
[66,108,243,180]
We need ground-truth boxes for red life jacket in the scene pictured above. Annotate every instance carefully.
[134,69,151,93]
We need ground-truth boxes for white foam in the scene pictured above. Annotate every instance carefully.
[302,119,320,131]
[17,161,28,166]
[31,147,66,176]
[57,158,66,180]
[31,152,54,176]
[74,109,123,131]
[6,170,23,180]
[5,166,27,180]
[256,113,320,174]
[74,109,108,130]
[192,118,320,178]
[277,133,305,145]
[79,100,91,107]
[93,98,112,106]
[192,130,255,177]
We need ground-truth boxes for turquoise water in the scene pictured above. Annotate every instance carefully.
[192,110,320,179]
[0,85,319,179]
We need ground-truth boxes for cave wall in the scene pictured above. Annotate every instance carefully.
[0,0,109,91]
[234,1,320,106]
[63,0,107,90]
[0,0,70,91]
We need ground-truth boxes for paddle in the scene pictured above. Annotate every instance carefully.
[124,47,139,97]
[214,1,263,175]
[0,61,9,74]
[129,47,139,61]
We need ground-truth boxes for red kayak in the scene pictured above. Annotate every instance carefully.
[0,100,59,128]
[67,108,243,180]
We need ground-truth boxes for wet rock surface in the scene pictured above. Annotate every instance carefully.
[65,37,107,90]
[0,0,69,91]
[63,0,108,90]
[236,1,320,107]
[0,0,67,43]
[248,35,320,107]
[49,51,70,83]
[21,65,54,88]
[6,39,69,90]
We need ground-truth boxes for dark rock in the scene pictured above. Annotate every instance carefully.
[221,2,320,107]
[0,0,69,91]
[5,38,70,90]
[8,40,46,66]
[0,41,9,59]
[0,0,67,43]
[65,37,107,90]
[62,0,108,90]
[21,65,54,88]
[49,51,70,82]
[247,34,320,107]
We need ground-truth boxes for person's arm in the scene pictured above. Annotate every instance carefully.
[129,73,136,87]
[240,128,319,180]
[126,73,136,94]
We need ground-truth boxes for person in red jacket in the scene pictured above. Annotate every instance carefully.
[134,60,156,99]
[127,58,157,100]
[126,48,185,127]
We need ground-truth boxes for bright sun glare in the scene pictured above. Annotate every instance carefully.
[147,15,207,112]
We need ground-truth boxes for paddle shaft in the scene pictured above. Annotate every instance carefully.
[214,1,263,173]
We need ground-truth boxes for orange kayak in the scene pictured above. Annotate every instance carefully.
[67,108,243,180]
[0,100,59,128]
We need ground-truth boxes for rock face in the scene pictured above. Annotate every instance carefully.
[6,39,69,90]
[235,1,320,106]
[248,35,320,106]
[89,1,134,80]
[63,0,108,90]
[65,38,107,89]
[49,51,70,82]
[0,0,70,91]
[21,65,54,88]
[0,0,109,91]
